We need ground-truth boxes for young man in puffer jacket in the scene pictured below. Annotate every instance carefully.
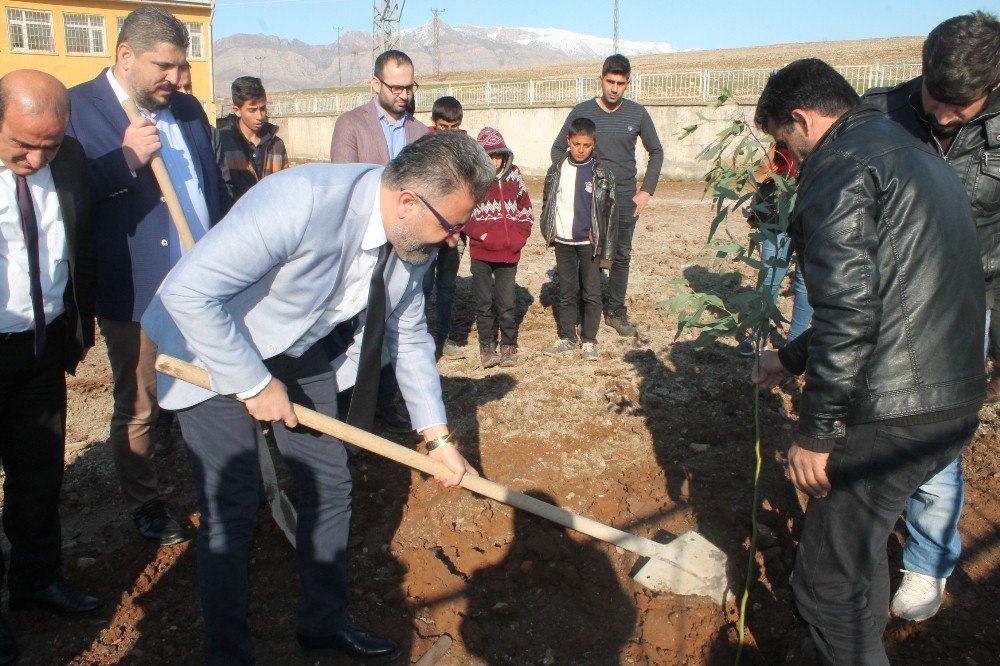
[540,117,618,361]
[464,127,534,368]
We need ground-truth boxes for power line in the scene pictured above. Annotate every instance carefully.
[334,26,343,86]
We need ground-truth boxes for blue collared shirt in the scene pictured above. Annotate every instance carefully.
[373,99,407,160]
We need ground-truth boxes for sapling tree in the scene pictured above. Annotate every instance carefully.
[662,89,799,664]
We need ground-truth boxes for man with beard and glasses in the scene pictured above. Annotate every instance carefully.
[863,10,1000,623]
[330,49,429,433]
[67,6,230,546]
[141,131,489,664]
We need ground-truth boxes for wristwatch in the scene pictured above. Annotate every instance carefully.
[425,433,457,452]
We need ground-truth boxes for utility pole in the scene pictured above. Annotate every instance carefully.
[372,0,405,70]
[613,0,619,54]
[334,26,343,87]
[254,55,266,82]
[431,8,444,77]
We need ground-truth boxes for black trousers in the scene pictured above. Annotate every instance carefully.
[470,258,519,347]
[554,243,602,343]
[792,414,978,665]
[606,198,638,314]
[0,329,66,596]
[177,343,351,664]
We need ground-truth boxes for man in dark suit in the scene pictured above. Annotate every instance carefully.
[0,69,102,665]
[67,6,230,545]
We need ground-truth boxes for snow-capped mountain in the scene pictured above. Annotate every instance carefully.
[214,21,680,93]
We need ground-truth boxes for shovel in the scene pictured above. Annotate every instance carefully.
[155,354,728,601]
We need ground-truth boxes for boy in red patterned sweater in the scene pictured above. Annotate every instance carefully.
[464,127,534,368]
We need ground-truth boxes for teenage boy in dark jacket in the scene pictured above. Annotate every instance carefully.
[464,127,533,368]
[751,59,985,666]
[540,117,617,360]
[217,76,288,201]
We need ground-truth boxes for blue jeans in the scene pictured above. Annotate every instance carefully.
[903,455,964,578]
[900,308,987,578]
[760,234,812,341]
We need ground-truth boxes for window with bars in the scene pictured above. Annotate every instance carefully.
[116,16,125,39]
[7,8,54,52]
[64,13,106,55]
[185,22,203,59]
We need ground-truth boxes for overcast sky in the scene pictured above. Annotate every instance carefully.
[211,0,997,49]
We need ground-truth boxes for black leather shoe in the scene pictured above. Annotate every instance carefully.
[133,499,189,545]
[0,615,17,665]
[11,581,102,617]
[298,623,400,663]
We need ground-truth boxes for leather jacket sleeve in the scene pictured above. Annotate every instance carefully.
[790,150,882,448]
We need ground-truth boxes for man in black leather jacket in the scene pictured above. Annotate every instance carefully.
[752,59,985,666]
[861,11,1000,623]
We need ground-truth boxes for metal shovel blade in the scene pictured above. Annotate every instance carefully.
[632,531,728,602]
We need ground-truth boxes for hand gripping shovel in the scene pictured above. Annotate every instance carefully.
[156,355,729,601]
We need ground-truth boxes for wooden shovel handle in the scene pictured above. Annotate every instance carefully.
[121,98,197,251]
[154,354,665,560]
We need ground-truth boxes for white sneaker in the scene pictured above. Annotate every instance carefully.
[890,569,946,621]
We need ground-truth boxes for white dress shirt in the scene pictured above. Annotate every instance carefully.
[106,69,211,264]
[0,164,68,332]
[238,189,387,398]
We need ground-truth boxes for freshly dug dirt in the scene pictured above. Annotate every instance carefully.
[4,179,998,665]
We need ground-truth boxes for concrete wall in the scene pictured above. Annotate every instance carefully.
[273,101,757,181]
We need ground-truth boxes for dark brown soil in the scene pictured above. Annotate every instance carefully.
[4,180,997,665]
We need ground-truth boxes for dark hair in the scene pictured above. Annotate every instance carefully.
[384,131,494,204]
[923,11,1000,105]
[754,58,860,130]
[568,117,597,138]
[117,6,189,56]
[602,54,631,79]
[231,76,266,107]
[431,95,463,122]
[374,49,414,79]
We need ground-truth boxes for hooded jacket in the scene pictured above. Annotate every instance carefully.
[216,114,288,201]
[464,127,533,263]
[540,150,618,266]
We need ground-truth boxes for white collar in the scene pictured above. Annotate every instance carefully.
[105,67,166,118]
[363,185,388,250]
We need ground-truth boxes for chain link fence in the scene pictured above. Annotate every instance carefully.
[269,62,920,117]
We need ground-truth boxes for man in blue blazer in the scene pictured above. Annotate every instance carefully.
[142,132,492,663]
[67,7,230,546]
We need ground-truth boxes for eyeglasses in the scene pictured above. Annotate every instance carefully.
[410,191,468,236]
[376,76,418,96]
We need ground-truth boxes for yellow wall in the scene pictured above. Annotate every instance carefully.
[0,0,214,109]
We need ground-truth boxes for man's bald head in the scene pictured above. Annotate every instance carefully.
[0,70,71,175]
[0,69,70,128]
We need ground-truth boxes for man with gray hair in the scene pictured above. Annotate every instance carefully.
[67,6,230,546]
[141,131,491,663]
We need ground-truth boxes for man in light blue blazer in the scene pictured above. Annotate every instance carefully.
[141,132,493,664]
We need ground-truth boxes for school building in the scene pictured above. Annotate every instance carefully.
[1,0,215,108]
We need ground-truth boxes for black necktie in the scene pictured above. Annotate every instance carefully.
[16,174,46,357]
[346,243,392,429]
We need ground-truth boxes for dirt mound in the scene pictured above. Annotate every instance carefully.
[6,180,997,664]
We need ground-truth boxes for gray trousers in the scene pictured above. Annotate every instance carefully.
[177,343,352,665]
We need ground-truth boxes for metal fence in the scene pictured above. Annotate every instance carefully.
[269,62,920,117]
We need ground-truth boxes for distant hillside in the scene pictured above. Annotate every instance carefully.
[214,20,678,93]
